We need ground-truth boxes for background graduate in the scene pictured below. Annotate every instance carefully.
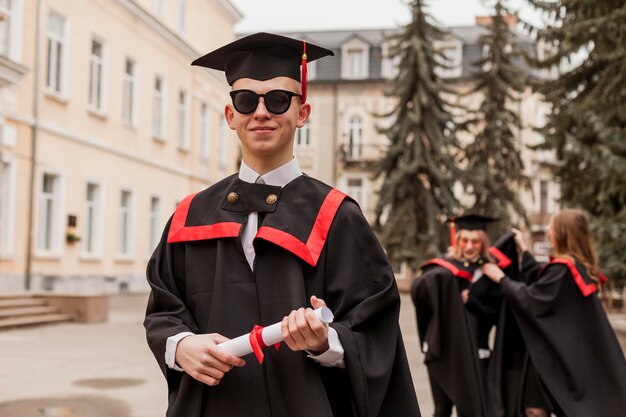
[144,33,421,417]
[483,209,626,417]
[411,215,513,417]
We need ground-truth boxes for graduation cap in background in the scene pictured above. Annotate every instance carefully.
[192,32,334,103]
[447,214,498,247]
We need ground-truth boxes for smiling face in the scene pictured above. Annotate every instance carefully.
[225,76,311,173]
[456,230,486,261]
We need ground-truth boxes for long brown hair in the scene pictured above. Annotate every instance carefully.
[550,209,601,284]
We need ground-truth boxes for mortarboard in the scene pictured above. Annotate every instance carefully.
[447,214,498,247]
[192,32,334,103]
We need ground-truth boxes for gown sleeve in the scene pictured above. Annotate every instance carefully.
[321,201,420,417]
[499,263,565,317]
[144,217,200,379]
[520,250,543,284]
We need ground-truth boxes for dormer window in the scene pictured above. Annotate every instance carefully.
[434,40,463,78]
[382,41,400,79]
[341,37,369,79]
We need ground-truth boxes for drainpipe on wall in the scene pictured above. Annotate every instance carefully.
[25,0,44,290]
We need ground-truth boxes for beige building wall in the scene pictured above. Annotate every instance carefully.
[0,0,242,291]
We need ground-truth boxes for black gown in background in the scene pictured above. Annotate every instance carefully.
[144,174,421,417]
[499,255,626,417]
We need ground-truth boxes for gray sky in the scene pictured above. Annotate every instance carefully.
[230,0,543,33]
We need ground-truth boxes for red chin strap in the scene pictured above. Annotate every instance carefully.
[301,40,308,104]
[449,217,456,248]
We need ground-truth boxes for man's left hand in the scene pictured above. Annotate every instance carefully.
[281,295,329,355]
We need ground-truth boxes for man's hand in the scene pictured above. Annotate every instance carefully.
[482,263,506,284]
[175,333,245,386]
[281,295,329,355]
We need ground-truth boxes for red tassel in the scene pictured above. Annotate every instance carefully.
[301,40,308,104]
[449,217,456,248]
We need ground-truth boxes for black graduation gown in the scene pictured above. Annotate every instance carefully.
[144,173,421,417]
[500,257,626,417]
[411,257,489,417]
[485,234,527,417]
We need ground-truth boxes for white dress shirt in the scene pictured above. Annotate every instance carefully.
[166,158,344,370]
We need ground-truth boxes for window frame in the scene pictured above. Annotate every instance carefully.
[152,75,167,140]
[45,10,69,98]
[116,188,135,259]
[0,154,16,258]
[35,169,65,258]
[199,102,211,160]
[122,57,138,128]
[88,36,108,114]
[341,37,370,79]
[177,89,189,151]
[81,180,104,259]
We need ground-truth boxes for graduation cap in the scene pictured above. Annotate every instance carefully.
[447,214,498,247]
[192,32,334,103]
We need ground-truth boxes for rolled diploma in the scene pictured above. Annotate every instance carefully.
[217,307,334,357]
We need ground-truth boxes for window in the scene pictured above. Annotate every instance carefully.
[37,173,61,253]
[117,190,133,257]
[382,42,400,79]
[46,11,66,94]
[218,115,228,168]
[0,0,12,57]
[199,103,210,159]
[122,58,137,126]
[89,38,105,111]
[149,196,161,253]
[347,115,363,159]
[0,157,15,256]
[341,38,369,79]
[177,90,189,150]
[345,177,368,212]
[152,76,166,139]
[177,0,187,34]
[296,119,311,148]
[434,41,462,78]
[346,49,365,78]
[82,182,102,256]
[153,0,164,15]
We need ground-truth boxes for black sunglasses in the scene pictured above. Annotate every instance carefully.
[230,89,302,115]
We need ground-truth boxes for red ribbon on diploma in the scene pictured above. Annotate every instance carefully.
[249,325,280,363]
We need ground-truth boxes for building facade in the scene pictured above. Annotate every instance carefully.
[287,21,559,262]
[0,0,242,292]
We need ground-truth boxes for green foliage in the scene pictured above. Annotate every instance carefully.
[374,0,464,268]
[526,0,626,285]
[463,1,531,236]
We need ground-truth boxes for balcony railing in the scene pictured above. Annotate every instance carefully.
[339,143,386,165]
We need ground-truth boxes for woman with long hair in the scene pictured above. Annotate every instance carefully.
[483,209,626,417]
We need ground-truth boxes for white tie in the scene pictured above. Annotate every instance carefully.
[242,176,264,270]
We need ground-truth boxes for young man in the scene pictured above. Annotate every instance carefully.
[144,33,421,417]
[410,215,513,417]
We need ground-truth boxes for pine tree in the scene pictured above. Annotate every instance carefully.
[464,1,531,236]
[525,0,626,285]
[374,0,464,268]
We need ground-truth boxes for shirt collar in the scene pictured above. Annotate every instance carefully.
[238,158,302,187]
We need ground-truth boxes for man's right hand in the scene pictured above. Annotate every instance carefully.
[175,334,246,386]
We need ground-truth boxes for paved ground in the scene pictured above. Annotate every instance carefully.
[1,292,624,417]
